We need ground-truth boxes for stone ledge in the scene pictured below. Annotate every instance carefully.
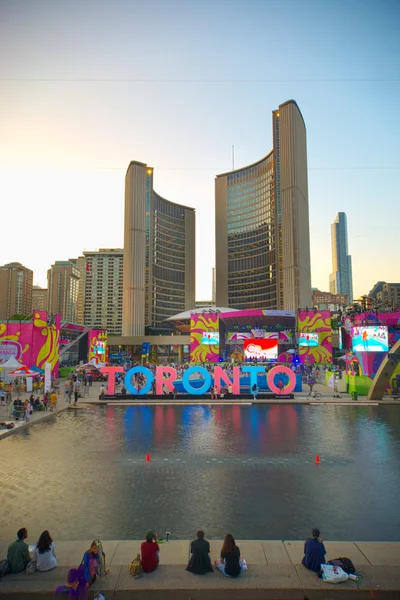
[1,563,399,599]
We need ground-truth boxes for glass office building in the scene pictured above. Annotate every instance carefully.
[215,100,312,311]
[123,162,195,336]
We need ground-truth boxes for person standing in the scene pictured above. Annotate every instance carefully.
[7,528,30,573]
[64,381,71,404]
[49,391,57,412]
[74,379,81,405]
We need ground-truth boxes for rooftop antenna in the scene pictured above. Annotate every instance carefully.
[232,144,235,170]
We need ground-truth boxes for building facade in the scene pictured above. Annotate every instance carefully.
[369,281,400,310]
[47,261,80,323]
[312,289,348,311]
[0,262,33,319]
[81,248,124,334]
[329,212,353,303]
[32,285,48,312]
[123,162,196,336]
[215,100,312,311]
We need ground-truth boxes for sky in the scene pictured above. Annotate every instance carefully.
[0,0,399,301]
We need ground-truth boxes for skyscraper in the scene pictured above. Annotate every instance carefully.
[329,212,353,303]
[82,248,124,334]
[0,262,33,319]
[215,100,312,311]
[47,261,80,322]
[123,161,195,336]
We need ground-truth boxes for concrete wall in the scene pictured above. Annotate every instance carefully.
[123,162,147,336]
[215,175,228,306]
[277,100,312,311]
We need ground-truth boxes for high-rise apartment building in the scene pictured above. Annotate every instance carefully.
[47,261,80,323]
[215,100,312,311]
[123,161,195,336]
[32,285,48,312]
[329,212,353,303]
[81,249,124,334]
[0,262,33,319]
[69,256,86,325]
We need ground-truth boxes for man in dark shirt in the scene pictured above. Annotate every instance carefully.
[186,530,213,574]
[7,528,30,573]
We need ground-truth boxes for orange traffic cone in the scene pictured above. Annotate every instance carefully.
[315,454,320,464]
[146,452,151,462]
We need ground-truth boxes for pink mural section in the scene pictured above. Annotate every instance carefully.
[0,311,61,375]
[190,312,220,363]
[297,310,332,364]
[88,330,108,363]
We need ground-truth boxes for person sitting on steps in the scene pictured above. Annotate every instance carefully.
[302,527,326,573]
[186,530,213,575]
[141,530,160,573]
[215,534,245,577]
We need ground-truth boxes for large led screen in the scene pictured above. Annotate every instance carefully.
[244,339,278,360]
[298,333,319,347]
[351,326,388,352]
[201,332,219,345]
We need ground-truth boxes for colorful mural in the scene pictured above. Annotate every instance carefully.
[88,330,107,363]
[297,310,332,364]
[0,312,61,375]
[190,312,220,363]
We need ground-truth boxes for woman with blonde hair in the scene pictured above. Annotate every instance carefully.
[81,540,109,586]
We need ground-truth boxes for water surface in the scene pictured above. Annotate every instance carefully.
[1,405,399,541]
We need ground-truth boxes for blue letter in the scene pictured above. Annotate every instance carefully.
[182,366,212,395]
[125,367,153,395]
[241,366,265,392]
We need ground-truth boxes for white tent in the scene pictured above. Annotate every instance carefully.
[0,356,22,383]
[0,356,21,370]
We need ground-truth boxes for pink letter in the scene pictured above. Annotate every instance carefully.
[214,366,240,394]
[156,367,178,395]
[267,366,297,395]
[100,366,123,395]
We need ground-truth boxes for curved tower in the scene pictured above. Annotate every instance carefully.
[123,162,195,336]
[215,100,312,311]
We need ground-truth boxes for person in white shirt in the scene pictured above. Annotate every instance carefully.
[34,530,57,571]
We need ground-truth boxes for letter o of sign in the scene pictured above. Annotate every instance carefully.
[267,365,297,394]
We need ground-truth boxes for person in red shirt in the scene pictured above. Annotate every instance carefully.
[141,530,160,573]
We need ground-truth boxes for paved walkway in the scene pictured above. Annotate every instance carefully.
[0,539,399,598]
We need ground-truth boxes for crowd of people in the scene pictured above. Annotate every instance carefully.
[2,524,331,592]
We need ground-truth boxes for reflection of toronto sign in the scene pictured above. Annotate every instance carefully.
[101,365,297,396]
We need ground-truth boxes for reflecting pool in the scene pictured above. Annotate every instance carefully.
[1,405,399,541]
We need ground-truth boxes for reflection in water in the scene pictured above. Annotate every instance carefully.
[0,405,399,541]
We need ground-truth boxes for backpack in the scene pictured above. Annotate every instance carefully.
[328,557,356,574]
[0,559,10,577]
[129,553,143,578]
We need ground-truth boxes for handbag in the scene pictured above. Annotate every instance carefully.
[129,553,143,578]
[26,559,37,574]
[321,563,348,583]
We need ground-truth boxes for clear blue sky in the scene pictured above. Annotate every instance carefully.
[0,0,399,300]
